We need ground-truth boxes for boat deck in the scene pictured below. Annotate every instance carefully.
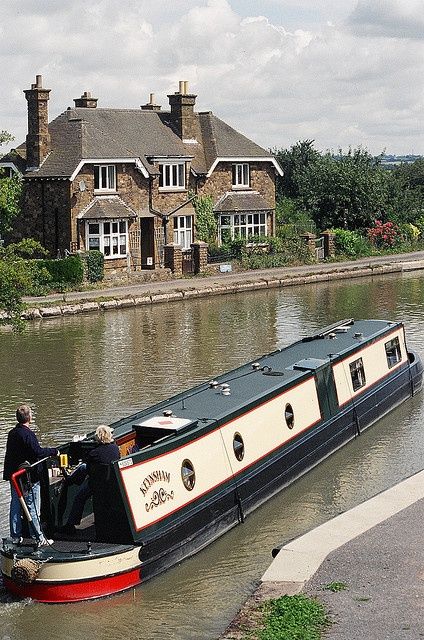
[109,319,401,440]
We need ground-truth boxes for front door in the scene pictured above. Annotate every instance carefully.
[140,218,155,269]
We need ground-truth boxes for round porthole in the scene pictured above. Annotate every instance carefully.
[233,432,245,461]
[285,403,294,429]
[181,459,196,491]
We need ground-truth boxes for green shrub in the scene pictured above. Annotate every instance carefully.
[83,250,104,283]
[333,228,371,257]
[35,254,84,286]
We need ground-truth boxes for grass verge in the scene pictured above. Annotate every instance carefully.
[246,594,330,640]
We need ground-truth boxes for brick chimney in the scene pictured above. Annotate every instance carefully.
[167,81,198,140]
[74,91,98,108]
[24,74,51,169]
[141,93,161,111]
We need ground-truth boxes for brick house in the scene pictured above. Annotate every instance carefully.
[1,75,283,271]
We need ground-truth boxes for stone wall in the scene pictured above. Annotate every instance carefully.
[9,179,71,255]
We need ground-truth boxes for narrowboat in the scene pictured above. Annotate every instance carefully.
[1,318,422,602]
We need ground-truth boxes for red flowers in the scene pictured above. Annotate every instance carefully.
[367,220,399,248]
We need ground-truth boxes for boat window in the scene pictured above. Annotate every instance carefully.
[233,433,245,461]
[181,459,196,491]
[385,337,402,368]
[350,358,366,391]
[285,403,294,429]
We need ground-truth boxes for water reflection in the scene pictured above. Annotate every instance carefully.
[0,271,423,640]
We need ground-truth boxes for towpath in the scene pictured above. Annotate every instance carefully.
[22,250,424,319]
[220,469,424,639]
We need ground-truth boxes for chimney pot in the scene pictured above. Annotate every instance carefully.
[74,92,98,108]
[36,74,42,88]
[140,92,161,111]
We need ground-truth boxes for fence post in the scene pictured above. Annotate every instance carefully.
[191,241,208,274]
[321,231,336,258]
[164,243,182,276]
[300,232,317,259]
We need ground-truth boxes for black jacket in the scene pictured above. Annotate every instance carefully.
[87,442,120,470]
[3,423,58,481]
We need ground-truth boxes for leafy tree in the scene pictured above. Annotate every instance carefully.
[193,194,217,243]
[0,239,49,332]
[297,147,390,230]
[0,130,14,148]
[386,159,424,224]
[273,139,321,200]
[0,130,22,238]
[0,174,23,237]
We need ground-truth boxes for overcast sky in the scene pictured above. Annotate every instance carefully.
[1,0,423,156]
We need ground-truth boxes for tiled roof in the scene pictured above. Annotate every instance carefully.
[16,106,273,180]
[214,191,272,212]
[78,195,137,220]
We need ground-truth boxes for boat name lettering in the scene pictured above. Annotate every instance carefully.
[140,470,171,496]
[146,488,174,512]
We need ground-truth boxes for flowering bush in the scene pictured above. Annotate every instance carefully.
[367,220,399,248]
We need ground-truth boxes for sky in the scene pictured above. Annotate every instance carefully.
[1,0,423,156]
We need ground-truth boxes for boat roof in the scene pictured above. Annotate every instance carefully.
[110,319,401,441]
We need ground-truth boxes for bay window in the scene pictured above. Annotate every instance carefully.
[86,219,128,258]
[219,212,267,244]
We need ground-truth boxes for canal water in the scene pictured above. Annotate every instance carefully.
[0,271,423,640]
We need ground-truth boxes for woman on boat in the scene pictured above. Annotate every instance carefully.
[59,425,119,534]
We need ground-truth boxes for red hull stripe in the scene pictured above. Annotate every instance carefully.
[3,567,142,603]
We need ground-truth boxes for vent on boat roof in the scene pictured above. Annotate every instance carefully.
[302,318,354,342]
[292,358,328,371]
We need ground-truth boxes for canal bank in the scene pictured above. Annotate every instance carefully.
[219,469,424,639]
[20,250,424,320]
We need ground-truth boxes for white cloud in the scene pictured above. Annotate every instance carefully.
[348,0,424,39]
[0,0,423,156]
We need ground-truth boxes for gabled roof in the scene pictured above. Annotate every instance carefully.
[78,195,138,220]
[6,104,279,180]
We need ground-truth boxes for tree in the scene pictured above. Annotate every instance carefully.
[193,195,217,244]
[0,240,49,332]
[387,159,424,224]
[0,130,22,237]
[296,147,390,230]
[0,130,14,148]
[273,140,321,200]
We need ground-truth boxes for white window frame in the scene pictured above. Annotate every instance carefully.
[159,162,185,190]
[173,215,193,250]
[94,165,116,192]
[232,163,250,188]
[350,357,366,392]
[85,219,128,259]
[385,337,402,368]
[218,212,267,244]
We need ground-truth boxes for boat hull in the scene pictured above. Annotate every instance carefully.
[2,321,422,602]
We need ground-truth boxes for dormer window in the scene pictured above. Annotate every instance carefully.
[94,165,116,191]
[232,163,249,188]
[159,162,185,190]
